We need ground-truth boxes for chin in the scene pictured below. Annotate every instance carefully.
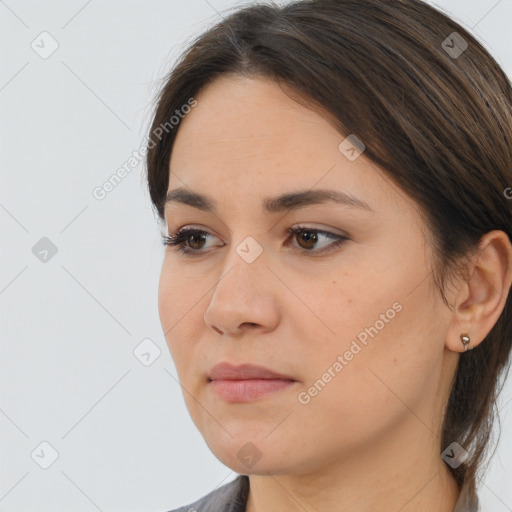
[206,435,301,475]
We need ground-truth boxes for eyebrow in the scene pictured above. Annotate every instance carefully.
[163,187,373,214]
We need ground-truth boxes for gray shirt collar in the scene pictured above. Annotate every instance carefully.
[169,474,479,512]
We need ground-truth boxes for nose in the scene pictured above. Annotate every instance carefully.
[203,249,281,337]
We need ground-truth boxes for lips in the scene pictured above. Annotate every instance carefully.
[207,362,297,402]
[208,362,296,381]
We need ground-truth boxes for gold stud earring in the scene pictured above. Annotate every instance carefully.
[460,333,471,351]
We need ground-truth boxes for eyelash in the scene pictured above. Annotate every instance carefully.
[161,225,348,256]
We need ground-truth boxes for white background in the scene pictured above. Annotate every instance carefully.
[1,1,511,510]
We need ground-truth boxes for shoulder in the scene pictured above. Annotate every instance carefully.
[163,475,250,512]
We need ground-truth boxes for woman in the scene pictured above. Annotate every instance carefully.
[145,0,512,510]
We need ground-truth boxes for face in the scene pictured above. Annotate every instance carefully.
[158,74,456,476]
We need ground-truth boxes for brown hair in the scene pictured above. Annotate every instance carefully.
[145,0,512,494]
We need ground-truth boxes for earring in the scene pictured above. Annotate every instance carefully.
[460,333,471,351]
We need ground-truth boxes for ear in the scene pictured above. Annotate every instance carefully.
[446,230,512,353]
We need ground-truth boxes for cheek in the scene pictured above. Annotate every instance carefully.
[291,311,436,460]
[157,265,176,337]
[302,270,391,349]
[309,285,443,424]
[158,267,209,431]
[158,260,201,328]
[158,263,196,358]
[158,261,211,387]
[295,255,443,408]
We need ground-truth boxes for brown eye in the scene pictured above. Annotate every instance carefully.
[187,232,207,250]
[162,228,219,255]
[287,226,349,255]
[295,229,318,250]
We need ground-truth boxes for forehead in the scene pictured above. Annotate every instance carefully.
[166,75,419,225]
[170,76,365,185]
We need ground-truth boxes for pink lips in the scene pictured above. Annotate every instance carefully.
[208,362,297,402]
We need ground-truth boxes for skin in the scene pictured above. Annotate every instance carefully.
[158,74,512,512]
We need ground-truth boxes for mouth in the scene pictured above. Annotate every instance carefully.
[207,362,298,402]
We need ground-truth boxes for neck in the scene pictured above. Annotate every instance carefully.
[245,417,460,512]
